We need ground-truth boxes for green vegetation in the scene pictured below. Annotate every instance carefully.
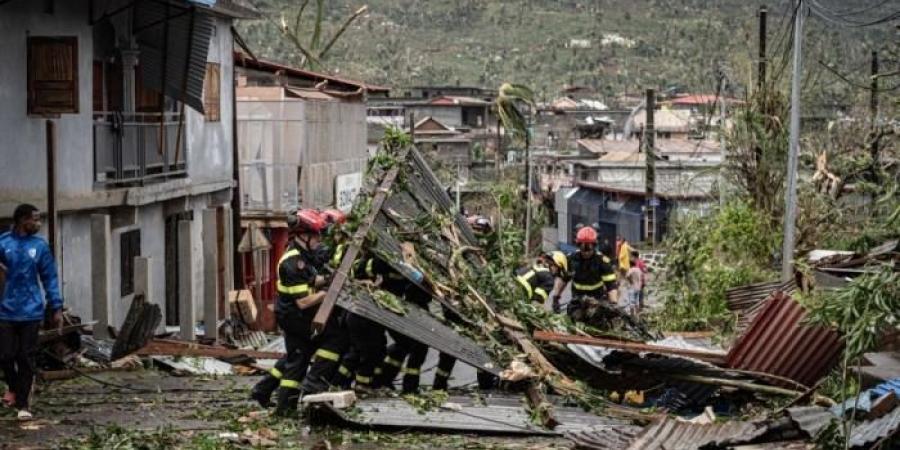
[238,0,889,102]
[652,200,779,333]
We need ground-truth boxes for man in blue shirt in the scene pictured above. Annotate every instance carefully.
[0,204,63,420]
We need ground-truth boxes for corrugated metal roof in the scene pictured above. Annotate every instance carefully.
[624,417,769,449]
[786,406,838,438]
[337,287,498,375]
[726,292,843,388]
[136,1,214,113]
[848,406,900,447]
[319,394,625,435]
[725,280,797,334]
[566,425,643,449]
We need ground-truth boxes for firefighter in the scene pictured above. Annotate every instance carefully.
[373,281,431,393]
[565,226,618,320]
[249,209,327,416]
[298,209,353,395]
[516,251,568,307]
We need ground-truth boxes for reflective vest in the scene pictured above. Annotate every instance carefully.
[569,252,616,295]
[515,265,553,303]
[275,247,314,298]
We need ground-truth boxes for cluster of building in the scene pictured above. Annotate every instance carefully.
[0,0,736,334]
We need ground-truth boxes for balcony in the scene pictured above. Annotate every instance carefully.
[93,112,187,186]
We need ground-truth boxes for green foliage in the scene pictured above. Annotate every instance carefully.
[806,268,900,361]
[496,83,535,146]
[653,201,779,332]
[402,389,450,414]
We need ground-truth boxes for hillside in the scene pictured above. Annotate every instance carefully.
[237,0,893,106]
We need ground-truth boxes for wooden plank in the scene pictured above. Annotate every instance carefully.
[135,339,283,360]
[312,148,410,332]
[532,330,728,365]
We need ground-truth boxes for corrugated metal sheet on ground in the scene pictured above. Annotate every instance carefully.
[849,406,900,448]
[566,424,643,449]
[321,394,624,436]
[725,279,797,334]
[625,417,769,450]
[337,286,499,374]
[786,406,838,438]
[726,292,843,387]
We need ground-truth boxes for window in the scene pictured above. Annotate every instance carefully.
[203,62,221,121]
[27,36,79,115]
[120,229,141,297]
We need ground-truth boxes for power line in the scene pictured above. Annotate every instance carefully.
[807,0,900,27]
[817,60,900,92]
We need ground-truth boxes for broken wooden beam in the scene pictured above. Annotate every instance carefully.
[313,147,410,332]
[532,330,728,365]
[135,339,284,360]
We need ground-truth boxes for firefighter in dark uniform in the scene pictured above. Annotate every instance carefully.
[299,209,353,395]
[373,273,431,394]
[565,226,618,320]
[516,251,568,306]
[250,209,328,416]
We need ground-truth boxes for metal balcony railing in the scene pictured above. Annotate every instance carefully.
[93,112,187,186]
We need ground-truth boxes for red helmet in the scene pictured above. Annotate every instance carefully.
[575,226,598,245]
[321,209,347,225]
[288,209,326,234]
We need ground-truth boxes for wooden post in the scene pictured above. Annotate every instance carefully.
[90,214,112,339]
[178,219,195,340]
[758,6,767,91]
[870,50,878,119]
[46,120,57,254]
[202,209,219,341]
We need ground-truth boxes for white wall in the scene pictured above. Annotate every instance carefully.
[0,1,94,214]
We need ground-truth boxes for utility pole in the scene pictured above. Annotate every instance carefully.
[781,0,804,281]
[758,6,767,91]
[524,107,532,256]
[718,73,727,205]
[645,89,656,245]
[870,50,879,119]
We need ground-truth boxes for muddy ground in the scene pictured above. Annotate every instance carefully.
[0,369,570,449]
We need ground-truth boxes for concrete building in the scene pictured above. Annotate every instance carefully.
[0,0,255,338]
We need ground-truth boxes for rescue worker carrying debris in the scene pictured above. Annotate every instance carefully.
[564,226,617,319]
[250,209,328,416]
[516,251,568,307]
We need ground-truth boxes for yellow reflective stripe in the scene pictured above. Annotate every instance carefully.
[516,275,534,300]
[276,280,310,295]
[383,356,402,368]
[366,259,375,278]
[602,273,617,282]
[331,244,345,267]
[280,379,301,389]
[269,368,283,379]
[374,367,383,375]
[403,367,421,375]
[534,288,549,301]
[338,365,351,376]
[435,368,451,377]
[278,248,300,266]
[315,348,340,362]
[573,280,606,291]
[355,374,372,384]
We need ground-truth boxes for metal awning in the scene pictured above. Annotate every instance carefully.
[135,0,214,113]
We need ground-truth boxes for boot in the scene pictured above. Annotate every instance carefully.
[432,374,449,391]
[250,375,279,408]
[401,374,420,394]
[274,387,301,417]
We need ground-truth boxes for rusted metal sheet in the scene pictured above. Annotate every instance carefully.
[725,279,797,334]
[726,292,843,387]
[135,339,284,360]
[625,417,769,450]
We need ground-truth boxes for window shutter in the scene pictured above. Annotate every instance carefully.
[203,62,220,122]
[27,36,79,115]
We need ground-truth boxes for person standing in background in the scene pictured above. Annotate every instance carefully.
[0,204,64,421]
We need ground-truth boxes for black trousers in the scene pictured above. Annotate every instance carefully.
[0,320,41,409]
[301,311,350,394]
[375,330,428,392]
[346,313,385,387]
[275,310,315,392]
